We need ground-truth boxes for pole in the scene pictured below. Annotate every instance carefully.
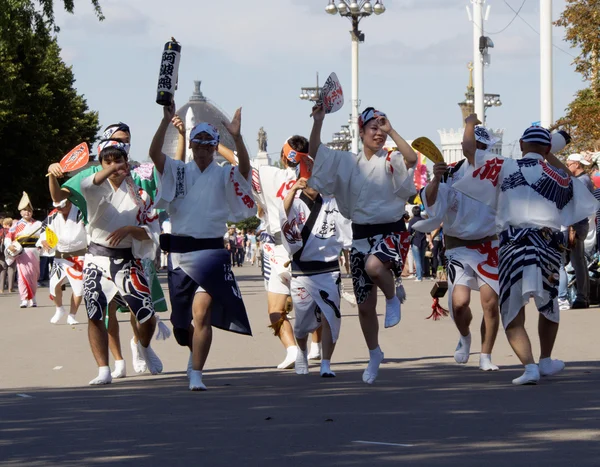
[472,0,485,124]
[351,31,360,154]
[540,0,553,128]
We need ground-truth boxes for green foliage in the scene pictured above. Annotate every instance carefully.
[553,0,600,151]
[0,0,101,213]
[228,216,261,232]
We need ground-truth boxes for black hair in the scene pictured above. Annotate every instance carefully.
[476,141,488,150]
[99,146,128,163]
[281,135,309,167]
[412,206,421,217]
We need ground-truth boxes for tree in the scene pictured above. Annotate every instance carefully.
[229,216,261,232]
[553,0,600,151]
[0,1,101,214]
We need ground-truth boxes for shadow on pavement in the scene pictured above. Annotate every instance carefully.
[1,361,600,466]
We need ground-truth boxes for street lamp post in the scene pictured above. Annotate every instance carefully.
[299,72,322,102]
[458,63,502,125]
[325,0,386,154]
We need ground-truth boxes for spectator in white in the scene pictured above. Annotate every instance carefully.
[565,153,595,308]
[407,206,427,282]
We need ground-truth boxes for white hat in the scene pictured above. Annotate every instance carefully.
[52,199,68,209]
[18,192,32,211]
[567,153,591,166]
[474,126,499,146]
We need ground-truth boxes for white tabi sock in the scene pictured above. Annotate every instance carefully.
[320,359,336,378]
[111,360,126,379]
[130,338,147,374]
[479,353,499,371]
[67,314,79,325]
[295,348,309,375]
[141,344,163,375]
[454,333,471,364]
[363,347,384,384]
[539,357,565,377]
[512,364,540,385]
[308,341,322,360]
[50,306,66,324]
[189,370,207,391]
[89,366,112,385]
[384,296,401,328]
[277,345,298,369]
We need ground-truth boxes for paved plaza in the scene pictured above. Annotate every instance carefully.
[1,266,600,466]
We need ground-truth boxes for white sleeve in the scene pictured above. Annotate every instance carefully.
[155,157,185,209]
[225,166,257,222]
[250,166,267,211]
[386,151,417,199]
[132,191,160,260]
[336,213,353,249]
[421,183,450,220]
[308,144,353,197]
[561,176,600,227]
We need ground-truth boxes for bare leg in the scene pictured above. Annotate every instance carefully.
[136,315,156,348]
[312,327,322,344]
[479,284,500,354]
[296,336,308,352]
[88,318,109,367]
[539,314,559,359]
[192,292,213,371]
[130,312,141,344]
[54,283,64,307]
[107,303,124,361]
[358,291,379,350]
[70,294,82,316]
[365,256,394,299]
[267,292,295,348]
[321,316,336,361]
[504,307,535,365]
[452,285,472,337]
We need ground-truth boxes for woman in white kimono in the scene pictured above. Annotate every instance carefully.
[150,102,256,391]
[453,118,600,385]
[308,105,418,384]
[281,177,352,377]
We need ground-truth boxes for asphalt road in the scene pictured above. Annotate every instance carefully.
[1,266,599,466]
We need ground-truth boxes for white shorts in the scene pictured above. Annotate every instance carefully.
[262,243,290,295]
[291,271,341,342]
[50,257,84,298]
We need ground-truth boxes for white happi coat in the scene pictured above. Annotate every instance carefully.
[308,145,416,224]
[40,205,87,297]
[158,157,256,239]
[421,159,496,240]
[280,194,351,342]
[453,150,599,232]
[81,175,159,259]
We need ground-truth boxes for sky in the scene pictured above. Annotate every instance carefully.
[52,0,585,162]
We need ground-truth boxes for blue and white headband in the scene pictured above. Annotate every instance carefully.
[358,108,386,129]
[474,125,499,146]
[190,123,220,146]
[97,122,131,156]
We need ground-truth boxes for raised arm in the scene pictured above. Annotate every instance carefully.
[462,113,480,165]
[172,114,186,162]
[149,102,176,174]
[424,162,449,208]
[283,178,307,217]
[544,151,569,173]
[218,143,237,166]
[309,104,325,160]
[378,116,418,169]
[93,162,128,186]
[47,164,71,202]
[222,108,250,179]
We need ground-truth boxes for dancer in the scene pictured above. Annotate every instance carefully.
[308,105,417,384]
[420,121,501,371]
[49,123,168,379]
[49,127,163,385]
[454,118,599,385]
[281,177,352,377]
[150,102,254,391]
[6,193,42,308]
[41,199,87,325]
